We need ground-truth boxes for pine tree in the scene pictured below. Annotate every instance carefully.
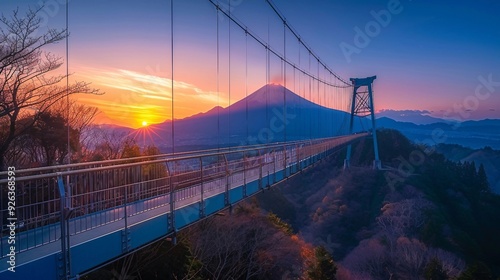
[477,163,490,193]
[424,258,447,280]
[307,246,337,280]
[458,262,493,280]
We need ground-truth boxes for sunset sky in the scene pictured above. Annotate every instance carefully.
[3,0,500,128]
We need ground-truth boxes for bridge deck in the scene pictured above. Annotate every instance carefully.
[0,134,365,280]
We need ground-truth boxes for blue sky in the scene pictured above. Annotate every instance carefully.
[271,0,500,119]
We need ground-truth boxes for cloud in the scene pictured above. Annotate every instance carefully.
[76,67,223,103]
[114,69,222,103]
[73,67,227,127]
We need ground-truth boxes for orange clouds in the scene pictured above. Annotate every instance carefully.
[72,68,227,128]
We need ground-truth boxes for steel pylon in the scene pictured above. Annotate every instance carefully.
[344,76,381,170]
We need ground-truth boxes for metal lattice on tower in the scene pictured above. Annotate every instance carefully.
[344,76,381,170]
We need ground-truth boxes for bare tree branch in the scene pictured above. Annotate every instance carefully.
[0,6,102,167]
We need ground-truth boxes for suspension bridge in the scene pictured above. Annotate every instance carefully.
[1,1,380,279]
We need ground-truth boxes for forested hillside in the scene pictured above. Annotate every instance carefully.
[259,129,500,279]
[84,129,500,279]
[435,143,500,193]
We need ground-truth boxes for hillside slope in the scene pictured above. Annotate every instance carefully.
[436,144,500,194]
[377,117,500,150]
[257,129,500,279]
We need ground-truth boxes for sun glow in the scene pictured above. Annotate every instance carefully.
[142,121,148,127]
[74,68,229,128]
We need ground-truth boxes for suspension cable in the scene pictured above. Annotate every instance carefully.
[317,59,320,137]
[66,0,70,164]
[308,52,312,139]
[216,6,220,151]
[171,0,175,155]
[228,0,231,146]
[245,29,248,144]
[207,0,351,89]
[265,0,351,86]
[283,18,287,163]
[266,18,270,144]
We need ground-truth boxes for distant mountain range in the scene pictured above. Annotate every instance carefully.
[376,109,451,125]
[374,114,500,192]
[119,84,369,150]
[90,84,500,152]
[376,116,500,150]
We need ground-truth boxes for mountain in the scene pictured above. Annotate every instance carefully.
[375,116,500,192]
[142,84,368,150]
[187,106,224,119]
[376,109,450,125]
[376,117,500,150]
[228,83,319,111]
[184,84,318,122]
[92,123,133,134]
[89,85,500,153]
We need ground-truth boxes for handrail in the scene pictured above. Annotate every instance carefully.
[0,137,335,176]
[0,134,366,263]
[0,135,367,184]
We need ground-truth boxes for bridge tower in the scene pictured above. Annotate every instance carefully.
[344,76,381,170]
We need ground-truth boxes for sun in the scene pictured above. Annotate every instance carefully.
[142,121,148,127]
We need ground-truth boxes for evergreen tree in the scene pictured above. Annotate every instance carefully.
[307,246,337,280]
[477,163,490,193]
[268,212,293,235]
[458,262,493,280]
[424,258,447,280]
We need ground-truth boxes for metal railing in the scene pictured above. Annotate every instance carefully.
[0,134,365,258]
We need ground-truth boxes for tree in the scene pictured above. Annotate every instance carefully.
[25,111,79,165]
[307,246,337,280]
[477,163,490,193]
[0,6,101,168]
[424,258,448,280]
[458,262,493,280]
[377,198,432,238]
[1,106,96,167]
[51,99,99,163]
[121,138,141,159]
[88,128,127,161]
[268,212,294,235]
[186,205,308,279]
[142,145,161,156]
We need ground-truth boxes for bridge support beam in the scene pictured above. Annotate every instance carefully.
[223,155,230,206]
[344,76,381,170]
[57,174,71,280]
[199,158,206,218]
